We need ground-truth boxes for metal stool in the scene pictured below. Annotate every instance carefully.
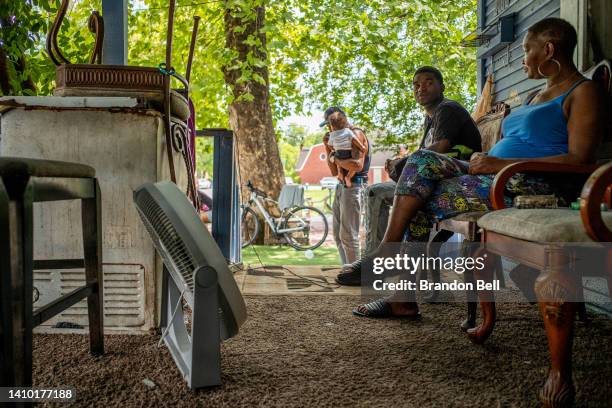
[0,157,104,387]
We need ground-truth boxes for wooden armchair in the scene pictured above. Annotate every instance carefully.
[473,161,611,407]
[467,59,611,338]
[469,59,612,407]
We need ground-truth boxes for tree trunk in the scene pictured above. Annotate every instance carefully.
[223,3,284,202]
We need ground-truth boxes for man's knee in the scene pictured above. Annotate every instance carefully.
[340,232,359,249]
[410,149,437,160]
[400,150,450,180]
[364,183,376,197]
[367,181,395,197]
[333,229,343,245]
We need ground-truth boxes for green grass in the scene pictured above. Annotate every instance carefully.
[241,244,341,266]
[303,188,335,212]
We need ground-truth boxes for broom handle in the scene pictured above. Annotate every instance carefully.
[163,0,177,183]
[185,16,201,84]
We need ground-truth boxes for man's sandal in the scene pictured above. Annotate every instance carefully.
[352,298,422,320]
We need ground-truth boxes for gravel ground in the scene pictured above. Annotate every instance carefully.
[33,295,612,407]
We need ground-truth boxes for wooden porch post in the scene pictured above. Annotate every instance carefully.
[102,0,128,65]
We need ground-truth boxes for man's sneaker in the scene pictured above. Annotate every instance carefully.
[335,258,364,286]
[335,270,362,286]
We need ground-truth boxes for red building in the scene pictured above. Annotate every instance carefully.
[295,143,396,185]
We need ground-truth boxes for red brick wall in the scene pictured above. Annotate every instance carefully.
[296,144,332,184]
[297,144,392,185]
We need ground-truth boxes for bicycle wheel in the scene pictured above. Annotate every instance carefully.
[281,205,328,250]
[241,207,260,248]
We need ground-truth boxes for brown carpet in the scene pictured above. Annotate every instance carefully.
[33,295,612,407]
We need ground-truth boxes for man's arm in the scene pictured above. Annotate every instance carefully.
[323,132,338,176]
[350,135,366,152]
[383,106,456,174]
[423,138,451,153]
[425,104,468,153]
[382,133,451,177]
[335,128,368,171]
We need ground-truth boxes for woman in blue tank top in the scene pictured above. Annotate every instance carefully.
[353,18,604,320]
[487,78,589,158]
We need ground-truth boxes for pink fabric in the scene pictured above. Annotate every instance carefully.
[188,98,197,172]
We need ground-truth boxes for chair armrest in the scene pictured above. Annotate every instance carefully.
[490,161,600,209]
[580,161,612,241]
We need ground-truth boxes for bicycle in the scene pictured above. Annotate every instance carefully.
[241,180,329,250]
[304,185,335,214]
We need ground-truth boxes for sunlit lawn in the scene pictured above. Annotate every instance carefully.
[303,187,335,212]
[239,186,339,266]
[241,244,341,266]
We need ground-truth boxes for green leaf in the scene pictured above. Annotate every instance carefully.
[252,72,266,85]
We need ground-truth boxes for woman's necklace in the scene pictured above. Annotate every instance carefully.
[546,70,581,90]
[532,70,581,103]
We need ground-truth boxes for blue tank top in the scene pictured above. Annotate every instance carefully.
[489,79,588,159]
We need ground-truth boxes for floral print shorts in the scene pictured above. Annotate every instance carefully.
[395,150,585,241]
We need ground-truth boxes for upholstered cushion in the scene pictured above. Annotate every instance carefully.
[477,208,612,242]
[0,157,95,178]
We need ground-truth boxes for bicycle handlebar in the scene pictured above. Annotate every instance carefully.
[245,180,267,198]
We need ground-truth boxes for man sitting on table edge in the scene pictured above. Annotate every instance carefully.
[336,65,482,285]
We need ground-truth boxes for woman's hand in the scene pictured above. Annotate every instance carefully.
[468,153,508,175]
[384,158,393,174]
[385,157,400,174]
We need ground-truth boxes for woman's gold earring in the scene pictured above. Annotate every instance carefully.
[537,59,562,78]
[550,58,562,76]
[537,63,547,78]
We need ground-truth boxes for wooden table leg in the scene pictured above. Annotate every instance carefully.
[461,240,483,332]
[423,230,453,303]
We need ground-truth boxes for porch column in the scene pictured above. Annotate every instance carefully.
[102,0,128,65]
[560,0,589,70]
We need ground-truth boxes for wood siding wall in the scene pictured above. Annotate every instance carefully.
[479,0,560,107]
